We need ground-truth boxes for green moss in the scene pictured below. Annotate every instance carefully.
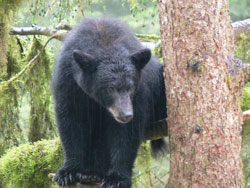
[0,0,24,155]
[133,141,152,188]
[0,138,63,188]
[235,33,250,64]
[234,33,250,188]
[0,0,23,80]
[227,74,233,90]
[136,34,160,41]
[242,83,250,111]
[242,83,250,187]
[24,37,55,142]
[7,36,24,76]
[0,36,23,156]
[242,121,250,187]
[152,42,162,58]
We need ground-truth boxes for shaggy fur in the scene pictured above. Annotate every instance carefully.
[52,18,167,188]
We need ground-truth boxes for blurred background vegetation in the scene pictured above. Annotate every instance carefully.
[0,0,249,187]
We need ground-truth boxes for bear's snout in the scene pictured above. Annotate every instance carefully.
[108,92,134,124]
[118,109,133,123]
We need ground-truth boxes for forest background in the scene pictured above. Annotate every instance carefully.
[0,0,249,188]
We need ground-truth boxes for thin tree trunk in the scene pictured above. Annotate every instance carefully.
[158,0,243,187]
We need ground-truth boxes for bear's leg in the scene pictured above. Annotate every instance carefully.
[55,116,102,186]
[102,128,141,188]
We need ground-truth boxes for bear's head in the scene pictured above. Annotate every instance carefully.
[72,48,151,124]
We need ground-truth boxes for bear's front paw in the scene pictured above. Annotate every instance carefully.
[101,172,131,188]
[55,167,78,186]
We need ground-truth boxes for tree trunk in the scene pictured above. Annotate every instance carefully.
[0,0,23,155]
[158,0,243,187]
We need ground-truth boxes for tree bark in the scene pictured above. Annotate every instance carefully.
[158,0,243,187]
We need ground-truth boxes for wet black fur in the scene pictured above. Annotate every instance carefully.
[52,18,167,188]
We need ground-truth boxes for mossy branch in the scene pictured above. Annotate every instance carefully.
[0,35,57,89]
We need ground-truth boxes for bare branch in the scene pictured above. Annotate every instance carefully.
[226,56,250,85]
[10,25,69,40]
[9,19,250,41]
[243,110,250,122]
[54,24,73,31]
[232,18,250,38]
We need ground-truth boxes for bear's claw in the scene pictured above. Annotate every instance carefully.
[76,173,102,184]
[55,169,76,186]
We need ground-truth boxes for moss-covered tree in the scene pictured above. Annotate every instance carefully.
[25,37,55,142]
[0,0,24,155]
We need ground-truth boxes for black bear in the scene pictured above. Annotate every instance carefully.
[52,18,167,188]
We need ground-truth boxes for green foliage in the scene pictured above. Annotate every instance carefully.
[242,83,250,187]
[234,34,250,64]
[0,0,26,156]
[242,83,250,111]
[0,35,55,155]
[127,0,156,19]
[29,0,81,23]
[15,0,160,34]
[0,1,249,187]
[0,36,23,156]
[229,0,250,22]
[237,32,250,187]
[0,138,63,188]
[24,37,55,142]
[136,34,160,41]
[242,121,250,187]
[0,0,23,80]
[134,142,152,188]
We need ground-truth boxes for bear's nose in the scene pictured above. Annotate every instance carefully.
[123,113,133,121]
[120,111,133,123]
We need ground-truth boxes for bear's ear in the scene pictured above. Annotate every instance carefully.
[73,50,95,71]
[130,49,151,70]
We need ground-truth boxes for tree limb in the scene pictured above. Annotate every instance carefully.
[9,19,250,41]
[227,56,250,84]
[10,24,71,40]
[232,18,250,38]
[243,110,250,122]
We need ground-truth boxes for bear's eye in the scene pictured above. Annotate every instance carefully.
[108,87,115,94]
